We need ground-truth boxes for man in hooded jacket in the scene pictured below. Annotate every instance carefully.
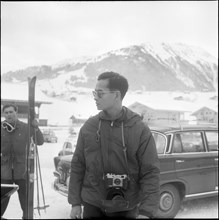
[1,103,44,219]
[68,72,160,218]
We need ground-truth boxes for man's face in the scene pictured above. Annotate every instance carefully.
[93,79,118,111]
[3,106,18,124]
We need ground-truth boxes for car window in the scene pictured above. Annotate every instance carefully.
[66,142,73,149]
[172,134,183,153]
[152,132,166,154]
[63,142,73,150]
[205,131,218,151]
[179,132,204,153]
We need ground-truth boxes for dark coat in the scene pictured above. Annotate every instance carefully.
[1,119,44,180]
[68,107,160,217]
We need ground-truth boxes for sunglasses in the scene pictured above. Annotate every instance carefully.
[92,90,118,98]
[2,121,16,132]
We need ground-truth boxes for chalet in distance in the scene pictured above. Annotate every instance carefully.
[128,101,186,126]
[191,106,218,124]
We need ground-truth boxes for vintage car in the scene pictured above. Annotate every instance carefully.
[53,124,218,218]
[42,129,58,143]
[53,137,76,171]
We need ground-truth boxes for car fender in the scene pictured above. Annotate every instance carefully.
[160,179,188,200]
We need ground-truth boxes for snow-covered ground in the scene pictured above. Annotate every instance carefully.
[2,127,218,219]
[1,81,218,125]
[38,90,218,126]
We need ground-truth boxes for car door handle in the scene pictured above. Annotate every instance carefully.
[176,160,185,163]
[215,158,218,161]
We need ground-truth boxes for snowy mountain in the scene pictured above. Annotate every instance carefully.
[2,42,218,98]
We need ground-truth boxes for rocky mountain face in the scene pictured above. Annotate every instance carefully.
[2,42,218,95]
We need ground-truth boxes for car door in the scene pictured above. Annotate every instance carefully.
[172,131,216,194]
[205,130,218,191]
[152,132,178,184]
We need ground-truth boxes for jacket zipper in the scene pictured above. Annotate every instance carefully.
[108,121,114,172]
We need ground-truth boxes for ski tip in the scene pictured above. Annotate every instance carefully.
[28,76,37,82]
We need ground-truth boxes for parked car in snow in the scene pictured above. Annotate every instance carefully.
[53,124,218,218]
[42,129,58,143]
[53,137,76,171]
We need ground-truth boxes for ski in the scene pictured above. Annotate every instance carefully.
[26,76,37,219]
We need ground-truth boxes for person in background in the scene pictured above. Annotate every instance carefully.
[1,103,44,219]
[68,72,160,219]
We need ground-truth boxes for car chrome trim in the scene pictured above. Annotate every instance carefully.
[185,190,218,199]
[175,165,216,173]
[171,151,218,156]
[166,133,174,154]
[163,128,218,135]
[151,131,168,155]
[176,159,184,163]
[160,170,177,175]
[54,182,68,197]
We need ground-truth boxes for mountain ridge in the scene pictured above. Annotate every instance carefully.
[2,42,218,95]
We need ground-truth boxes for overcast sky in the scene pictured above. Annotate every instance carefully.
[1,1,218,74]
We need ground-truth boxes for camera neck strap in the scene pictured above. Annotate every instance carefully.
[121,122,131,180]
[96,120,106,179]
[96,119,131,180]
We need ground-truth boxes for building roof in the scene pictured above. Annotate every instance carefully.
[1,99,48,107]
[128,101,186,113]
[1,82,52,104]
[191,106,218,115]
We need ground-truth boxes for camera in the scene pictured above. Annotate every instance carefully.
[105,173,128,190]
[104,173,129,201]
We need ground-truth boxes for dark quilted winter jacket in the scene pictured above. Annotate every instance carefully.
[68,107,160,217]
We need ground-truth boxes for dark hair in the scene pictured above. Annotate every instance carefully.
[3,104,18,112]
[97,72,129,100]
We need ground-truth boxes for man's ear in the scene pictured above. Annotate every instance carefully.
[116,91,121,100]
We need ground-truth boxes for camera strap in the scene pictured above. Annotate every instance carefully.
[121,122,131,180]
[96,119,131,180]
[96,120,106,179]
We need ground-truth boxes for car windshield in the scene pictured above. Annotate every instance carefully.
[63,142,73,150]
[152,132,166,154]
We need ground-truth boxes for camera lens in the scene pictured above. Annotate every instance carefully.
[112,194,124,200]
[114,178,121,185]
[106,188,124,200]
